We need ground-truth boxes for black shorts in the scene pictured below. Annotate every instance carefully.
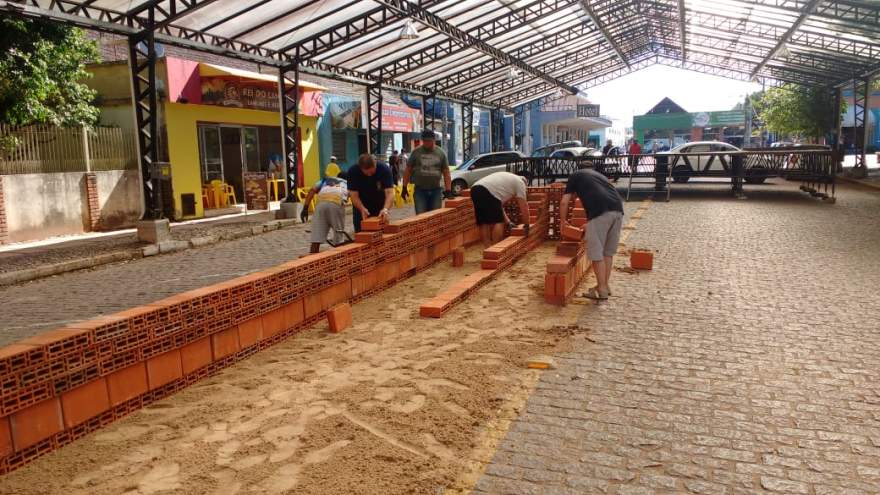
[471,185,505,225]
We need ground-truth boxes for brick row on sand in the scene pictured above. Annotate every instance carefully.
[420,189,551,318]
[0,198,481,474]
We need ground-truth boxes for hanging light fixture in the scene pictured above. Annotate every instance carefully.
[506,67,520,80]
[776,44,791,59]
[399,20,420,40]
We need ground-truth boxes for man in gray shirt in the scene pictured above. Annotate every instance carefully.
[402,130,452,214]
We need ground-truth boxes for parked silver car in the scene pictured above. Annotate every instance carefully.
[657,141,741,183]
[450,151,526,194]
[549,147,603,159]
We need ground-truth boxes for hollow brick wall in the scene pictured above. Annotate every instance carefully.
[0,199,485,473]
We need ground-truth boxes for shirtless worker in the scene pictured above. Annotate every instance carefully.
[469,172,531,247]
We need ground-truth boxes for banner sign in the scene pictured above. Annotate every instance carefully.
[202,78,278,112]
[577,104,600,118]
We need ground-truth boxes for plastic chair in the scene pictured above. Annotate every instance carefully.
[393,185,405,208]
[221,183,237,206]
[201,186,213,209]
[209,180,226,208]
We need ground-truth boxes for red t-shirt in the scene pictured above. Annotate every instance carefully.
[629,143,642,155]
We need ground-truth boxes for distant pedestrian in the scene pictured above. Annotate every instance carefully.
[559,169,624,301]
[402,130,452,214]
[602,140,618,156]
[389,150,401,184]
[628,139,642,171]
[346,154,395,232]
[300,175,348,253]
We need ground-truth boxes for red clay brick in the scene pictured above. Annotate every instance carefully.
[545,274,559,298]
[0,416,13,457]
[261,307,286,338]
[211,327,240,360]
[354,231,381,244]
[180,337,213,375]
[360,216,384,231]
[546,256,574,273]
[320,280,352,310]
[570,217,587,228]
[481,259,500,270]
[283,299,305,329]
[106,362,149,407]
[327,303,353,333]
[146,349,183,390]
[459,189,471,197]
[237,318,264,348]
[419,302,445,318]
[304,292,323,319]
[60,377,110,428]
[10,398,63,451]
[556,242,582,257]
[561,224,584,242]
[631,250,654,270]
[452,248,465,267]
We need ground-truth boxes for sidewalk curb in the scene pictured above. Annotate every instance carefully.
[0,251,141,287]
[837,176,880,191]
[0,218,303,287]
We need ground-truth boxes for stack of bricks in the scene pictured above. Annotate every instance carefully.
[84,173,101,231]
[544,241,589,305]
[0,177,7,245]
[420,190,551,318]
[0,197,484,474]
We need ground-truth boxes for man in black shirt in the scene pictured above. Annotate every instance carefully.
[346,154,395,232]
[559,169,624,300]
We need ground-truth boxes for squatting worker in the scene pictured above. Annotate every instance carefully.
[402,130,452,214]
[300,174,348,253]
[559,169,624,301]
[347,153,395,232]
[471,172,531,247]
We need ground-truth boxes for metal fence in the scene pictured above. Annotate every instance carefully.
[0,125,138,175]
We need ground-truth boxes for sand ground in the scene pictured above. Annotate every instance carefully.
[0,244,596,495]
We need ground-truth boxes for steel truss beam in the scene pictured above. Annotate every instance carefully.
[462,103,474,162]
[127,11,163,220]
[370,0,579,95]
[375,0,581,80]
[1,0,507,110]
[750,0,822,78]
[677,0,686,61]
[366,78,384,155]
[279,63,300,200]
[579,0,632,68]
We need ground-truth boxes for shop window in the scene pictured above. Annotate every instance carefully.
[332,131,348,163]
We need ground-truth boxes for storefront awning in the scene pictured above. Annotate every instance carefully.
[199,63,326,92]
[550,117,612,131]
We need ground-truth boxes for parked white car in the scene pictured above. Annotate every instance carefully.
[549,147,603,159]
[658,141,741,183]
[450,151,526,194]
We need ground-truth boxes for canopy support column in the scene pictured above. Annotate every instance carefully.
[490,109,504,152]
[127,9,163,220]
[462,102,474,162]
[366,76,383,155]
[279,62,301,202]
[853,77,869,178]
[514,105,525,152]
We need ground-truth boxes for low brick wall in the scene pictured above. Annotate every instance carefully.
[0,199,482,473]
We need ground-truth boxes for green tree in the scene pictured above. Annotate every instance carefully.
[757,84,840,141]
[0,17,99,127]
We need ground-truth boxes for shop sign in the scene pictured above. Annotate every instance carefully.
[328,99,363,129]
[577,104,600,118]
[243,171,270,210]
[201,78,278,111]
[382,104,421,132]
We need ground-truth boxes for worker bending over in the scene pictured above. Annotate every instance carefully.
[559,169,624,300]
[347,154,395,232]
[470,172,531,247]
[300,174,348,253]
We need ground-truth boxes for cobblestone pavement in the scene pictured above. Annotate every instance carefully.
[476,182,880,495]
[0,206,413,345]
[0,210,279,274]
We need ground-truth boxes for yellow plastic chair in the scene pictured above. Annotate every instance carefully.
[406,184,415,205]
[393,185,405,208]
[201,185,213,209]
[210,180,227,208]
[221,183,237,206]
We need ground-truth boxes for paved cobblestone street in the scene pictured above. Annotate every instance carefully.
[0,207,413,345]
[476,182,880,494]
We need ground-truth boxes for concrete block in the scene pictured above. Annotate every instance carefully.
[136,219,171,244]
[142,244,160,257]
[251,225,264,236]
[158,240,189,254]
[189,235,218,248]
[280,201,303,221]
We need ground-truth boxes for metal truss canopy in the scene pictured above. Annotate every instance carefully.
[3,0,877,108]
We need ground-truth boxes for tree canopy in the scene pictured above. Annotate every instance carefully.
[0,17,99,127]
[756,84,841,141]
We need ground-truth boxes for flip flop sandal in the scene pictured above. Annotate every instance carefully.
[582,287,609,300]
[593,285,612,296]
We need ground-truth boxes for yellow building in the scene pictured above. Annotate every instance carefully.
[87,57,324,219]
